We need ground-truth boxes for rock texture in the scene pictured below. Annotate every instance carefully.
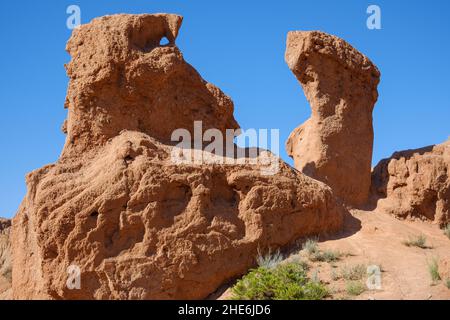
[11,14,344,300]
[372,139,450,227]
[0,218,11,299]
[285,31,381,207]
[62,13,238,157]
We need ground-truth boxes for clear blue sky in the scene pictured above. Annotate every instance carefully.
[0,0,449,218]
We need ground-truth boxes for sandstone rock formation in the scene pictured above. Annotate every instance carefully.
[285,31,381,207]
[62,13,238,157]
[372,139,450,227]
[11,14,344,300]
[0,218,11,299]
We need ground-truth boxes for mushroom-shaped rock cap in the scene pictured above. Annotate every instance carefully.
[285,31,380,86]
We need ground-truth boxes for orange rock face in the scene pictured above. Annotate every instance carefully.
[285,31,381,207]
[0,218,11,299]
[372,139,450,227]
[62,14,238,157]
[11,14,344,300]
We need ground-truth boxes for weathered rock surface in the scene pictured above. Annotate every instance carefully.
[285,31,381,207]
[62,13,238,157]
[0,218,12,299]
[372,139,450,227]
[11,14,344,300]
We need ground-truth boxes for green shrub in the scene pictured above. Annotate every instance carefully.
[288,257,310,271]
[341,264,366,281]
[402,234,429,249]
[346,281,366,296]
[428,257,441,283]
[231,262,328,300]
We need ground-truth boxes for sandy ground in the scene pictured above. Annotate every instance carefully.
[313,209,450,300]
[218,209,450,300]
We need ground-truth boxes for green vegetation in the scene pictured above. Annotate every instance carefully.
[428,257,441,283]
[231,262,328,300]
[346,281,366,296]
[302,239,342,263]
[402,234,429,249]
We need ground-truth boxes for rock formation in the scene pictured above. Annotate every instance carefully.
[62,13,238,157]
[11,14,344,300]
[372,139,450,227]
[285,31,381,207]
[0,218,11,299]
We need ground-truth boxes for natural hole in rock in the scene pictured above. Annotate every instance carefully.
[159,37,170,46]
[124,155,134,163]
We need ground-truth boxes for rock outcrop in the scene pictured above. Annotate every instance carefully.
[285,31,381,207]
[11,14,344,300]
[372,139,450,227]
[62,13,238,157]
[0,218,11,299]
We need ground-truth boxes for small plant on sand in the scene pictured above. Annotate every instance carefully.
[444,224,450,240]
[428,257,441,283]
[302,239,319,255]
[402,234,429,249]
[346,281,366,296]
[341,264,366,281]
[3,267,12,282]
[331,269,340,281]
[231,262,328,300]
[310,250,342,263]
[445,279,450,289]
[256,248,283,269]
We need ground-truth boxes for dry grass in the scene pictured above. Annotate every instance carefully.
[346,281,366,296]
[427,257,441,283]
[402,234,430,249]
[341,264,366,281]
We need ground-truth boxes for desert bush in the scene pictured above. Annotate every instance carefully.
[256,248,283,269]
[231,262,328,300]
[428,257,441,283]
[402,234,429,249]
[346,281,366,296]
[445,279,450,289]
[331,269,340,281]
[341,264,366,281]
[310,250,342,263]
[302,239,319,255]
